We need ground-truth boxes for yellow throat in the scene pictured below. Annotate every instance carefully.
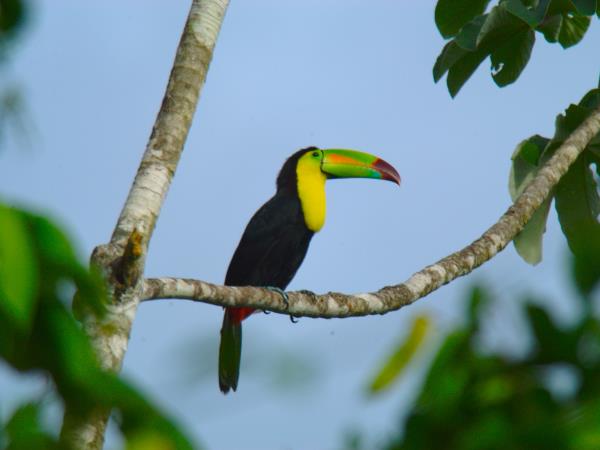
[296,152,327,232]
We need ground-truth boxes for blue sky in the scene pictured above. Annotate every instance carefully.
[1,1,599,449]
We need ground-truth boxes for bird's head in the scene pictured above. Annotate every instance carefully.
[277,147,400,191]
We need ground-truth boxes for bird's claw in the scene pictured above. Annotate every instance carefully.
[266,286,298,323]
[266,286,289,308]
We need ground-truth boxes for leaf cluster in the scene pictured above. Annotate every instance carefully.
[510,88,600,294]
[0,204,194,450]
[434,0,598,96]
[370,283,600,450]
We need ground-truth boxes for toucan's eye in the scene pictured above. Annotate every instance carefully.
[312,151,320,158]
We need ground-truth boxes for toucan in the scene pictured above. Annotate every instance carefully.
[219,147,400,393]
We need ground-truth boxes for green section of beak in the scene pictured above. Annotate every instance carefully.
[321,149,401,185]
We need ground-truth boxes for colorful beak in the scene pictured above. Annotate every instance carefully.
[320,149,400,185]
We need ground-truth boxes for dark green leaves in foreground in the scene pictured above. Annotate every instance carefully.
[508,88,600,294]
[0,204,194,449]
[377,283,600,450]
[434,0,597,96]
[0,0,26,43]
[0,205,38,331]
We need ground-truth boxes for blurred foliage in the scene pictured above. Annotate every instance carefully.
[0,0,30,150]
[0,203,194,449]
[0,0,26,49]
[0,86,30,149]
[434,0,599,96]
[368,316,431,394]
[357,262,600,450]
[4,403,59,450]
[508,88,600,295]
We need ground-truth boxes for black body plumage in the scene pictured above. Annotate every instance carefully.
[225,148,316,289]
[219,148,317,393]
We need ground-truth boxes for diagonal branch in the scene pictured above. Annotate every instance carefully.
[60,1,230,449]
[141,107,600,318]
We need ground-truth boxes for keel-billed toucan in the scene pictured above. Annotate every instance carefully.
[219,147,400,393]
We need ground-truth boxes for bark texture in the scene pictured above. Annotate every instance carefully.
[142,107,600,317]
[59,1,230,448]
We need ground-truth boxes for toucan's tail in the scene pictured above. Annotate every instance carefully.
[219,308,242,394]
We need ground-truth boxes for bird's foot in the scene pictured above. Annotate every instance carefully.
[265,286,299,323]
[266,286,289,308]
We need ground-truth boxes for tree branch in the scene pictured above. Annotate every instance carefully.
[60,1,230,448]
[141,107,600,318]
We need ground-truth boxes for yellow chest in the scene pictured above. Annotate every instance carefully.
[296,158,327,232]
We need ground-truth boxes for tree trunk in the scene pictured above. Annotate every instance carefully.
[59,1,230,448]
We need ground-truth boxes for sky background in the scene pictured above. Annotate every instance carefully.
[1,1,599,449]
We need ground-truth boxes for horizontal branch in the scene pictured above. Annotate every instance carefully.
[142,106,600,318]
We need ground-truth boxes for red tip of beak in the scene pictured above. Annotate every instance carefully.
[373,158,401,185]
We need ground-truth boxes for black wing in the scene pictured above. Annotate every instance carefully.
[225,193,314,290]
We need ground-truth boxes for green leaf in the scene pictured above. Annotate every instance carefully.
[0,205,194,449]
[555,151,600,295]
[432,15,486,86]
[539,92,600,286]
[447,47,489,97]
[509,136,552,265]
[5,402,56,450]
[455,15,487,50]
[28,215,79,272]
[433,42,468,83]
[509,137,547,198]
[572,0,597,15]
[572,250,600,297]
[27,214,106,315]
[505,0,551,27]
[42,303,99,385]
[0,204,38,331]
[544,101,600,162]
[557,104,591,139]
[567,398,600,449]
[126,429,183,450]
[477,5,527,48]
[538,13,563,42]
[417,329,472,416]
[0,0,26,37]
[547,0,578,15]
[435,4,535,91]
[368,316,431,394]
[558,13,591,48]
[467,285,490,330]
[435,0,491,38]
[515,197,553,265]
[491,29,535,86]
[526,304,582,363]
[580,88,600,110]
